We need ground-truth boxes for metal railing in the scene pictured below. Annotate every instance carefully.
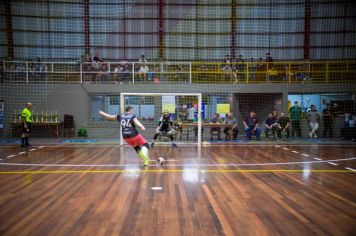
[1,60,355,84]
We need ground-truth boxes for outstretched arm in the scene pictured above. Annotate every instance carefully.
[133,118,146,131]
[99,111,117,121]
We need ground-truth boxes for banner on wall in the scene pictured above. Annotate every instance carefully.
[216,104,230,117]
[0,101,4,129]
[162,104,176,113]
[162,96,176,113]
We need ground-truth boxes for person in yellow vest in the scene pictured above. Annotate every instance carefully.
[21,102,33,147]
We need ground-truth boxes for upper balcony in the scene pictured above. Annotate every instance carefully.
[1,60,355,84]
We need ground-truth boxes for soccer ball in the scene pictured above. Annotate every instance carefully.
[157,157,166,166]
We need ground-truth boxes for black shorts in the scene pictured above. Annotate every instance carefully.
[22,122,32,134]
[159,127,172,133]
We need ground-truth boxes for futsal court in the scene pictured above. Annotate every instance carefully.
[0,142,355,235]
[1,0,356,235]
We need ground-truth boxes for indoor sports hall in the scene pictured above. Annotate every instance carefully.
[0,1,355,235]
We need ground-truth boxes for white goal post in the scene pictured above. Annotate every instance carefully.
[120,92,202,146]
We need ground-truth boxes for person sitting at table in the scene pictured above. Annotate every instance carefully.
[151,110,177,148]
[243,111,261,140]
[191,115,204,140]
[210,113,221,140]
[224,112,239,140]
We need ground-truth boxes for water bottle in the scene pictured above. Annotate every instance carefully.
[50,111,54,122]
[44,111,48,123]
[40,111,44,123]
[18,110,22,123]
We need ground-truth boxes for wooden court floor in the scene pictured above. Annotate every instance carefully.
[0,144,355,236]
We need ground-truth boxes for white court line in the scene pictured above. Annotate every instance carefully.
[301,154,310,157]
[314,158,322,161]
[327,162,338,166]
[29,149,36,151]
[2,144,354,148]
[6,155,15,158]
[38,146,45,149]
[283,148,289,150]
[0,157,355,168]
[292,151,299,154]
[275,145,280,148]
[18,152,26,155]
[345,167,356,171]
[149,160,178,162]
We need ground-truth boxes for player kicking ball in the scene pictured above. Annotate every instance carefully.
[99,106,152,167]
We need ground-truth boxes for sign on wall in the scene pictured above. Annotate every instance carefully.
[216,104,230,117]
[162,96,176,113]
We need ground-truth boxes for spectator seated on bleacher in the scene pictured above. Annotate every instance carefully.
[147,66,158,82]
[96,63,111,82]
[91,53,104,71]
[113,64,123,83]
[138,63,149,82]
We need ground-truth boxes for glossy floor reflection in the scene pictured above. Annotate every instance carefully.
[0,144,355,235]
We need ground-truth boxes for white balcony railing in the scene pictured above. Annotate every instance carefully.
[2,60,355,84]
[2,61,192,84]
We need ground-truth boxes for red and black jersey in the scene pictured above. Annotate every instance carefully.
[117,113,139,138]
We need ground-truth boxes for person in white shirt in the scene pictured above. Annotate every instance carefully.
[138,64,149,82]
[113,65,123,82]
[307,105,320,138]
[138,55,149,81]
[139,54,147,63]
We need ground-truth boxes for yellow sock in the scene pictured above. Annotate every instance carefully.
[137,150,150,166]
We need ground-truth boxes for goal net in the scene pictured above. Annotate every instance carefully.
[119,93,202,146]
[0,1,355,143]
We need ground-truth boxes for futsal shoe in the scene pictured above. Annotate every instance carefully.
[143,159,150,167]
[25,143,32,147]
[172,143,177,148]
[151,143,155,148]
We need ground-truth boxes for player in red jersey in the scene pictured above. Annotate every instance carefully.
[99,106,150,166]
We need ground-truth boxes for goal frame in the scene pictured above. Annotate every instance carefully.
[120,92,202,146]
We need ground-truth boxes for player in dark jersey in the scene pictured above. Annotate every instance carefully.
[99,106,150,166]
[151,110,177,148]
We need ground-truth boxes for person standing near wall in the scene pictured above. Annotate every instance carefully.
[308,105,320,138]
[322,103,333,138]
[289,101,302,138]
[21,102,33,148]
